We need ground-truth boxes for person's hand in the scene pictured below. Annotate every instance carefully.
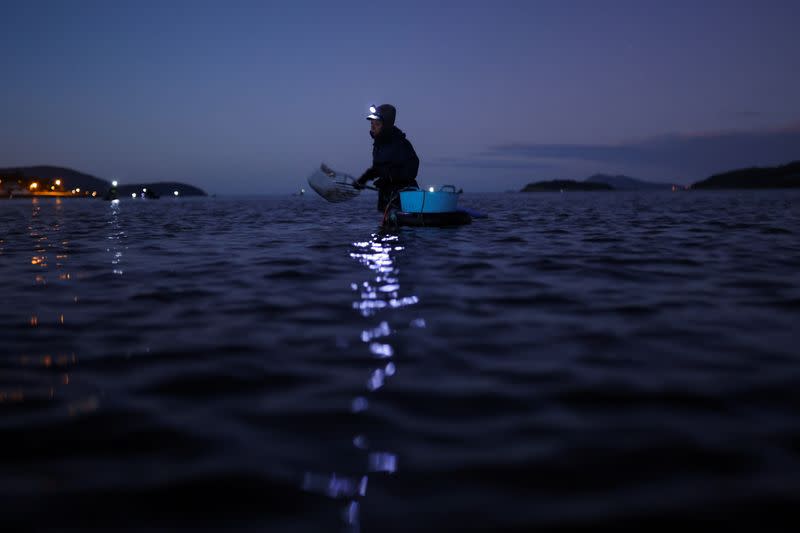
[353,179,366,190]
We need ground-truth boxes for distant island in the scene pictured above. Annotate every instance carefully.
[691,161,800,189]
[0,165,207,199]
[521,179,613,192]
[521,161,800,192]
[521,174,678,192]
[115,182,208,198]
[585,174,676,190]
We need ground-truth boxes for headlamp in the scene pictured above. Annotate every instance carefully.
[366,104,383,121]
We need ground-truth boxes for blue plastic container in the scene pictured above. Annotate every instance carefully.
[399,185,460,213]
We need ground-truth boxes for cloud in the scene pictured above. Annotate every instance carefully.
[425,157,555,171]
[483,122,800,180]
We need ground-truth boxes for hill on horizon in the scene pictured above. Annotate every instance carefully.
[521,179,613,192]
[0,165,109,193]
[0,165,207,196]
[584,174,675,190]
[116,182,207,197]
[691,160,800,189]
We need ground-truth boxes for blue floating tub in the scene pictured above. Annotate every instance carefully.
[400,185,460,213]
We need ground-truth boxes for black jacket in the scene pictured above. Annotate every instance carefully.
[360,126,420,210]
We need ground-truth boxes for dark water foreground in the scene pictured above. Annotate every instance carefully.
[1,191,799,531]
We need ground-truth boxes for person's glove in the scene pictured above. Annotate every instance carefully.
[355,169,373,189]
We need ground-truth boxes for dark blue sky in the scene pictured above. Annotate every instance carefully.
[2,1,798,193]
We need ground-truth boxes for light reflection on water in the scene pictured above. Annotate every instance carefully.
[0,198,120,415]
[108,199,125,276]
[302,231,422,531]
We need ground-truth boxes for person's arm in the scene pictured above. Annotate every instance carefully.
[356,166,379,188]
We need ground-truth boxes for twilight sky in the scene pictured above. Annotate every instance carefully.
[1,0,799,194]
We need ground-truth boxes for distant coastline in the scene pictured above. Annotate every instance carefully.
[0,165,207,199]
[520,161,800,192]
[521,180,612,192]
[520,174,679,193]
[690,161,800,189]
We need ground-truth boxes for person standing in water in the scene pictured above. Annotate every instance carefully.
[355,104,420,212]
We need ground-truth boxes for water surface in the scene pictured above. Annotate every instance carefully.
[1,190,799,531]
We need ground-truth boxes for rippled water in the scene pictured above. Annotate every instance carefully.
[2,191,799,531]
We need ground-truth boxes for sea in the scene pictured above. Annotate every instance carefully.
[1,190,799,532]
